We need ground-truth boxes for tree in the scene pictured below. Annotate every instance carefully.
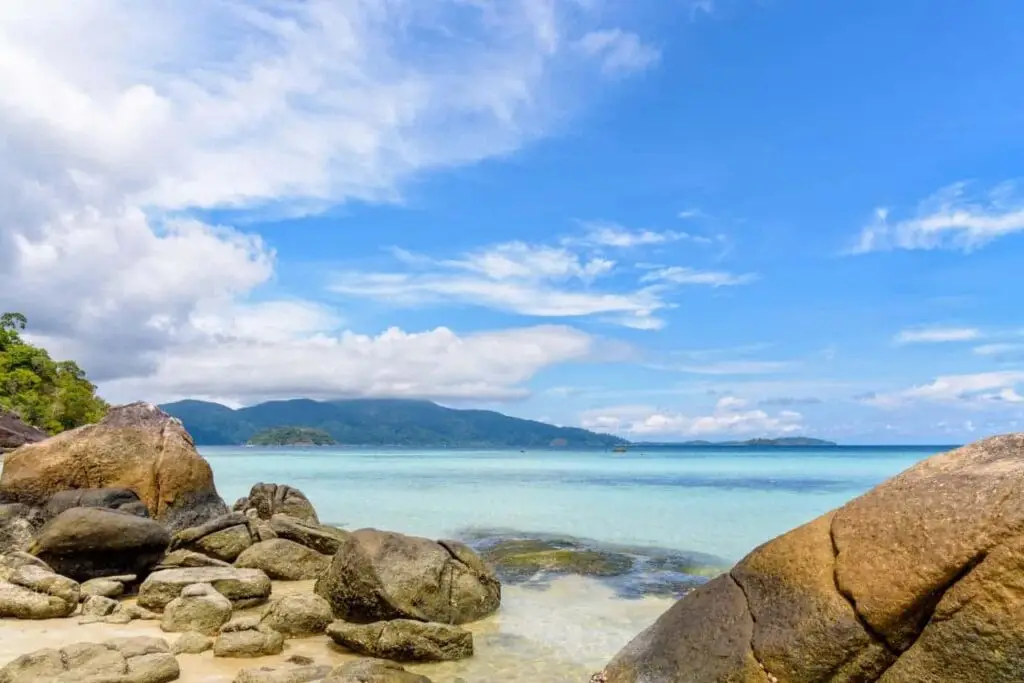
[0,313,108,433]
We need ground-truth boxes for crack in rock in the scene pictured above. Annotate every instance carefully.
[728,571,779,683]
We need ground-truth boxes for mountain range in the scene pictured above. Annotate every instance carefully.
[160,398,628,448]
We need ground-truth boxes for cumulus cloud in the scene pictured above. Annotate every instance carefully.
[850,181,1024,254]
[0,0,660,404]
[580,397,804,437]
[862,371,1024,409]
[894,327,981,344]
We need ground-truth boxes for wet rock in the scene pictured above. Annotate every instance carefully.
[213,616,285,658]
[323,659,432,683]
[171,631,214,655]
[327,619,473,662]
[42,487,149,520]
[268,514,350,555]
[0,564,79,618]
[160,582,233,635]
[0,402,228,530]
[232,664,333,683]
[315,530,500,624]
[235,538,330,580]
[0,636,179,683]
[260,593,333,638]
[138,566,271,611]
[484,539,634,580]
[28,506,171,581]
[169,512,253,563]
[234,483,319,524]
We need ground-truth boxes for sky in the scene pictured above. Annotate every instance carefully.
[2,0,1024,444]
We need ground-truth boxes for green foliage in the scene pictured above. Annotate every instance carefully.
[0,312,108,434]
[247,426,337,446]
[162,398,629,448]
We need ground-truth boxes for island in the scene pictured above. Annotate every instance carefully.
[637,437,838,447]
[246,426,337,446]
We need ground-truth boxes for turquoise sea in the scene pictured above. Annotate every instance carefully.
[199,444,950,681]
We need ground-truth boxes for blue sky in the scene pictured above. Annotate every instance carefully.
[2,0,1023,443]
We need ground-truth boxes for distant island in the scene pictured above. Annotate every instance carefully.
[247,426,337,446]
[161,398,627,449]
[637,437,838,447]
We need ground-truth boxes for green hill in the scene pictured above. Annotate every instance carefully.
[247,426,337,446]
[160,398,627,448]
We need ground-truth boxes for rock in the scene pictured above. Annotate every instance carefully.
[0,564,80,618]
[161,582,233,635]
[214,616,285,658]
[27,507,171,581]
[0,503,44,554]
[138,567,272,610]
[235,483,319,524]
[0,550,51,580]
[81,594,119,616]
[156,549,232,570]
[235,539,330,580]
[0,411,46,452]
[0,636,178,683]
[232,664,333,683]
[315,529,500,624]
[171,631,214,655]
[327,620,473,662]
[81,576,127,599]
[483,539,634,580]
[600,433,1024,683]
[0,402,228,530]
[323,659,432,683]
[269,514,350,555]
[42,487,150,520]
[169,512,254,563]
[260,593,333,638]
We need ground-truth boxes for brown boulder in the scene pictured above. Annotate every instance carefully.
[601,433,1024,683]
[234,483,319,524]
[0,402,228,530]
[0,411,46,452]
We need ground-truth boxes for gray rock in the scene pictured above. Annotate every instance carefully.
[214,617,285,658]
[138,567,272,610]
[326,620,473,662]
[0,550,51,580]
[81,577,126,599]
[156,549,232,570]
[0,565,80,619]
[260,593,333,638]
[269,514,350,555]
[0,410,46,452]
[160,582,233,635]
[81,594,119,616]
[232,664,333,683]
[169,513,253,563]
[42,488,149,520]
[171,631,214,655]
[28,507,171,581]
[0,504,44,555]
[324,659,432,683]
[235,538,330,580]
[235,483,319,524]
[315,530,500,625]
[0,636,179,683]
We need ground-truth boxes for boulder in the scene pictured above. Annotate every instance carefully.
[171,631,214,655]
[315,529,500,624]
[138,567,272,611]
[0,636,179,683]
[0,503,44,554]
[42,487,149,520]
[234,483,319,524]
[269,514,350,555]
[214,616,285,658]
[0,564,80,618]
[233,664,333,683]
[0,402,228,530]
[28,507,171,581]
[156,549,233,570]
[81,576,128,599]
[0,551,51,580]
[160,582,233,635]
[260,593,333,638]
[169,513,254,562]
[323,660,432,683]
[81,594,119,616]
[327,619,473,662]
[600,433,1024,683]
[235,538,330,580]
[0,410,45,452]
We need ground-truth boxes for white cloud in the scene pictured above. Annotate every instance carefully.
[894,327,981,344]
[974,342,1024,357]
[863,371,1024,409]
[575,29,660,77]
[572,221,687,248]
[640,266,757,287]
[0,1,659,402]
[850,181,1024,253]
[580,397,804,437]
[660,360,793,375]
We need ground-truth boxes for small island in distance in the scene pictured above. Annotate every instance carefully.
[635,437,838,447]
[247,426,337,446]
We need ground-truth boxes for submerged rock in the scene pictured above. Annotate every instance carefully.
[601,433,1024,683]
[315,529,500,624]
[327,619,473,662]
[232,664,333,683]
[324,659,433,683]
[138,567,271,611]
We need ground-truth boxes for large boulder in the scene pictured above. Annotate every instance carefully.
[600,433,1024,683]
[234,483,319,524]
[213,616,285,658]
[169,513,254,562]
[314,529,500,624]
[138,566,271,611]
[42,487,149,520]
[327,619,473,662]
[0,504,44,554]
[235,538,330,580]
[269,513,350,555]
[160,582,233,635]
[0,564,80,619]
[0,636,178,683]
[0,410,45,452]
[0,402,228,530]
[28,507,171,581]
[259,593,333,638]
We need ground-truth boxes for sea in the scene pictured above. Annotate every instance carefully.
[200,444,950,682]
